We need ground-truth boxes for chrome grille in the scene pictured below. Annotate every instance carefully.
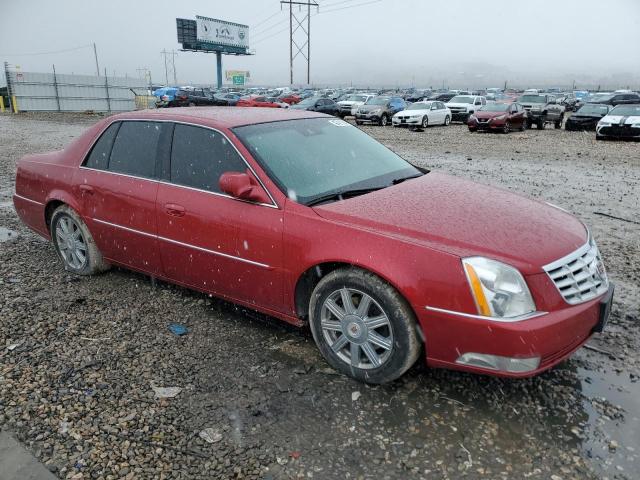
[543,240,608,305]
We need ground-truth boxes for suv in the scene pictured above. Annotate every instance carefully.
[445,95,486,122]
[355,96,407,126]
[517,94,565,129]
[590,92,640,107]
[336,93,374,118]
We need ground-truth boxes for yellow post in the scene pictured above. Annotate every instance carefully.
[0,96,4,113]
[11,95,18,113]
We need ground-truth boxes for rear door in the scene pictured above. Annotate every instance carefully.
[77,120,166,274]
[155,123,285,311]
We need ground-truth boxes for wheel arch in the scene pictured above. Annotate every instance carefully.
[44,190,82,233]
[293,260,418,325]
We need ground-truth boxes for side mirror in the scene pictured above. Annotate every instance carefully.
[219,170,271,204]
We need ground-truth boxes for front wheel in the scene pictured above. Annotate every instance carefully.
[421,116,429,129]
[379,114,389,126]
[51,205,109,275]
[309,268,421,384]
[502,121,511,134]
[444,115,451,126]
[520,120,527,131]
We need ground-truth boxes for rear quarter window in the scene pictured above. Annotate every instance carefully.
[83,122,120,170]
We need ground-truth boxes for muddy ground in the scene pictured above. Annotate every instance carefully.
[0,112,638,480]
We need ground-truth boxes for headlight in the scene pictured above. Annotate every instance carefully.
[469,115,476,121]
[531,106,541,111]
[598,121,611,127]
[462,257,536,319]
[371,108,382,114]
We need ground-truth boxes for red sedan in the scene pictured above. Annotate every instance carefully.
[468,102,528,133]
[236,95,282,108]
[13,108,613,384]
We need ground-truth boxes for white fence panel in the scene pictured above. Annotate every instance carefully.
[7,70,149,112]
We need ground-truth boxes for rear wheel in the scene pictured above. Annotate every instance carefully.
[50,205,109,275]
[309,268,421,384]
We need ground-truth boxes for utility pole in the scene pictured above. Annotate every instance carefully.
[93,43,100,77]
[281,0,318,86]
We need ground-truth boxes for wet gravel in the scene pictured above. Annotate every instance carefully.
[1,112,639,479]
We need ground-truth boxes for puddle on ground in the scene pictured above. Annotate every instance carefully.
[0,226,18,242]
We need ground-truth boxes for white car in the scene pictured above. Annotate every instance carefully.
[596,104,640,140]
[445,95,486,122]
[336,94,374,118]
[392,101,452,129]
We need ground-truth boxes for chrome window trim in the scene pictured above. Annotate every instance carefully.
[91,218,272,269]
[79,118,280,209]
[425,306,548,323]
[14,193,44,206]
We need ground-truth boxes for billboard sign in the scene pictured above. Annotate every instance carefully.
[196,16,249,50]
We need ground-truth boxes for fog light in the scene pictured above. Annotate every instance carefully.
[456,353,540,373]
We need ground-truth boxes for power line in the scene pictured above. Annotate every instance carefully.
[318,0,383,15]
[252,17,290,38]
[252,11,282,29]
[0,44,93,57]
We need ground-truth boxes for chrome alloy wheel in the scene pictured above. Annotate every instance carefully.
[320,288,394,369]
[55,216,87,270]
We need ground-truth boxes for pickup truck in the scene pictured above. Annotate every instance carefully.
[517,94,565,129]
[445,95,486,123]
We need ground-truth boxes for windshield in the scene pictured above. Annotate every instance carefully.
[519,95,546,103]
[233,118,420,205]
[297,97,318,106]
[609,105,640,116]
[449,96,474,104]
[366,96,390,106]
[590,94,614,102]
[577,104,610,115]
[346,95,367,102]
[407,102,431,110]
[479,103,509,112]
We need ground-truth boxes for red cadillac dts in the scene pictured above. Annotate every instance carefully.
[13,108,613,384]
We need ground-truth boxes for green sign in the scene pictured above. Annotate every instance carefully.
[232,75,245,85]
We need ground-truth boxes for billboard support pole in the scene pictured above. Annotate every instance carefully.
[52,64,61,112]
[216,52,222,89]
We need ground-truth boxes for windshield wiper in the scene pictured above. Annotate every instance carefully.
[306,186,385,207]
[391,173,424,185]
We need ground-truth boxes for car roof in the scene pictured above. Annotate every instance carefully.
[111,107,326,129]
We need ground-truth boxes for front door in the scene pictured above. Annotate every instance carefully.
[155,123,285,312]
[76,120,165,275]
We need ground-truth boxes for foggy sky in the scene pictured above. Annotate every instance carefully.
[2,0,639,89]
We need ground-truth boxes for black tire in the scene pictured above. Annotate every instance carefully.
[596,134,605,141]
[537,119,545,129]
[468,127,477,133]
[188,102,196,107]
[50,205,109,275]
[309,267,421,384]
[520,120,527,131]
[356,120,363,126]
[444,115,451,126]
[420,116,429,129]
[379,114,389,126]
[502,121,511,134]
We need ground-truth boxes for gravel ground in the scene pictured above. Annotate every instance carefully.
[1,112,639,480]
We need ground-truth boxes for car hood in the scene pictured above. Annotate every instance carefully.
[445,102,473,109]
[473,111,507,118]
[358,104,386,112]
[338,100,360,106]
[601,115,640,125]
[290,104,312,110]
[394,109,429,116]
[313,172,587,274]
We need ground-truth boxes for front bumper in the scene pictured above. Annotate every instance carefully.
[450,111,470,121]
[469,118,506,130]
[392,117,421,126]
[565,118,598,131]
[597,124,640,138]
[420,283,614,378]
[355,113,381,123]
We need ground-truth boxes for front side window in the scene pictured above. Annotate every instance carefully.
[84,122,120,170]
[170,124,247,193]
[233,118,421,205]
[108,121,161,178]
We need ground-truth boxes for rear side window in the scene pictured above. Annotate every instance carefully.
[170,124,247,193]
[84,122,120,170]
[109,121,161,178]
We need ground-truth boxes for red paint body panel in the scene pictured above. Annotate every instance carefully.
[12,107,607,379]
